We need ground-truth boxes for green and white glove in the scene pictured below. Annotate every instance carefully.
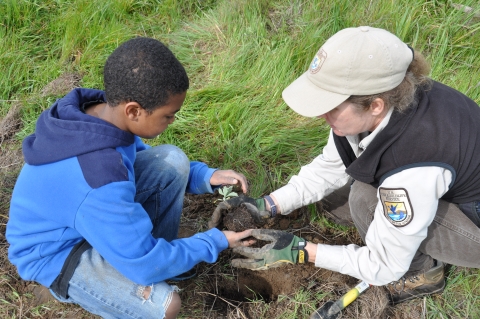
[208,196,271,229]
[231,229,309,270]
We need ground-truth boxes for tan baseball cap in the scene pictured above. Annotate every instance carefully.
[282,26,414,117]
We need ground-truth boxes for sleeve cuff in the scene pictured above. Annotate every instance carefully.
[187,161,217,194]
[204,227,229,250]
[271,184,303,214]
[202,167,217,193]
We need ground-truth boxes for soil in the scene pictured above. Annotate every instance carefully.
[223,205,257,232]
[175,192,402,319]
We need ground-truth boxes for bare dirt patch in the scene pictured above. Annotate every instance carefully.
[175,192,401,319]
[0,173,432,319]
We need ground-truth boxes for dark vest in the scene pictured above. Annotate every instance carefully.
[333,81,480,204]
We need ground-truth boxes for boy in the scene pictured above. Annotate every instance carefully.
[7,37,253,319]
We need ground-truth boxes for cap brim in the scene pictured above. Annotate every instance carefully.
[282,71,350,117]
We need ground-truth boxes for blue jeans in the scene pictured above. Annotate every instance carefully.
[51,145,190,318]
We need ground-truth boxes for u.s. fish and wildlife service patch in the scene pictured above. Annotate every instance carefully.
[379,188,413,227]
[310,49,327,74]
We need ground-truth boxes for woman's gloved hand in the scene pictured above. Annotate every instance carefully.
[208,196,271,229]
[231,229,309,270]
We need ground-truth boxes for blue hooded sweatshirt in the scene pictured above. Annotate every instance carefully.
[6,88,228,288]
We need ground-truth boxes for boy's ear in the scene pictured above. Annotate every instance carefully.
[125,102,143,121]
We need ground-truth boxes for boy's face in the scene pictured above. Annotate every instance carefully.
[130,92,186,139]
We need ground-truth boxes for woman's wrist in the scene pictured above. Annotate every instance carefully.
[263,195,277,217]
[305,242,317,263]
[263,194,281,215]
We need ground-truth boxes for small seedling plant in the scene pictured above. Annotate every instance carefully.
[217,185,238,202]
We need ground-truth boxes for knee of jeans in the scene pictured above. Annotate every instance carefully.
[141,285,152,300]
[349,182,377,227]
[151,145,190,179]
[165,292,181,319]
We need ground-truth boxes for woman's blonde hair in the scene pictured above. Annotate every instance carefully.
[347,49,431,112]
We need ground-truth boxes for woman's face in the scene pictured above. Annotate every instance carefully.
[318,99,387,136]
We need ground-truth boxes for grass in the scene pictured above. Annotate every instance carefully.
[429,266,480,318]
[278,289,323,318]
[1,0,479,318]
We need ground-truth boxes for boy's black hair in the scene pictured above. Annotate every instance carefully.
[104,37,189,112]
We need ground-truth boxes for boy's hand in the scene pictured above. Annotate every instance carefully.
[231,229,309,270]
[208,196,271,229]
[222,229,256,248]
[210,170,248,193]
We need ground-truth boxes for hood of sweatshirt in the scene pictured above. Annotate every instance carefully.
[23,88,135,165]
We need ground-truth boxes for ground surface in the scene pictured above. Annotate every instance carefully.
[174,192,411,319]
[0,155,452,319]
[0,142,436,319]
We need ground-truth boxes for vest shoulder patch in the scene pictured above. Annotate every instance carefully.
[379,187,414,227]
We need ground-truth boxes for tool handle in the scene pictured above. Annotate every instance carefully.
[341,280,369,307]
[328,280,370,316]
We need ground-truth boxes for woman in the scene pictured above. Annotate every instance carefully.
[213,26,480,305]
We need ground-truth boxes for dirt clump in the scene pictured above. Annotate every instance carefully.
[40,72,83,97]
[223,204,257,232]
[0,102,22,144]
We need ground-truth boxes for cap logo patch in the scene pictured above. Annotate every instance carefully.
[310,49,327,74]
[379,188,413,227]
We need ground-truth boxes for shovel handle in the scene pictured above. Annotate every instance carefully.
[310,281,371,319]
[337,280,370,308]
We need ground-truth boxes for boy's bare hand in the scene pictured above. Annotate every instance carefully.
[222,229,255,248]
[210,170,248,193]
